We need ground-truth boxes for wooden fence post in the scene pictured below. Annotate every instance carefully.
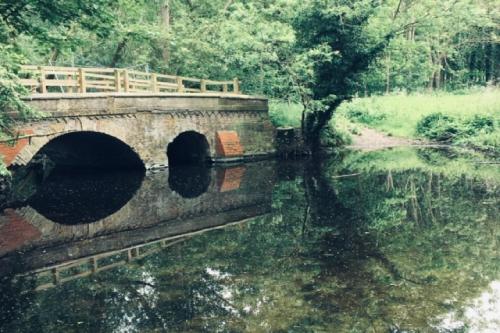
[52,268,60,285]
[223,83,228,93]
[176,76,184,92]
[72,73,77,93]
[123,69,130,92]
[38,66,47,94]
[91,257,98,273]
[233,77,239,94]
[151,73,158,92]
[200,79,207,93]
[114,69,121,92]
[78,68,86,93]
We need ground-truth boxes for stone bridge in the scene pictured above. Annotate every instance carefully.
[0,92,275,170]
[0,65,278,170]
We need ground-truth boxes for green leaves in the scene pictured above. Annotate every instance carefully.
[0,46,37,139]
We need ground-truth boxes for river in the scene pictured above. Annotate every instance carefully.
[0,147,498,332]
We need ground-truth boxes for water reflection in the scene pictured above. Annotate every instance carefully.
[0,147,498,332]
[168,165,211,198]
[435,280,500,332]
[28,169,144,224]
[0,162,274,276]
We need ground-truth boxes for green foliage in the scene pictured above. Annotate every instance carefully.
[343,100,387,125]
[0,46,37,138]
[0,0,498,154]
[293,0,397,148]
[360,0,499,93]
[268,101,303,128]
[465,114,495,135]
[416,113,461,142]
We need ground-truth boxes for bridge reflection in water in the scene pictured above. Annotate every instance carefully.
[0,161,276,283]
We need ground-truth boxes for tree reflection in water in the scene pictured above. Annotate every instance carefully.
[0,147,498,332]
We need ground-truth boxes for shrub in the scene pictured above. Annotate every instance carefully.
[464,115,495,135]
[416,113,462,142]
[417,112,496,147]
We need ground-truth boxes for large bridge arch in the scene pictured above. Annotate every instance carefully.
[32,131,145,170]
[10,127,147,170]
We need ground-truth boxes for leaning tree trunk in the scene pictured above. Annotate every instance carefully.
[303,98,345,153]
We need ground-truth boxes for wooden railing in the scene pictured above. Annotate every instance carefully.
[19,215,262,291]
[31,237,189,291]
[18,65,240,95]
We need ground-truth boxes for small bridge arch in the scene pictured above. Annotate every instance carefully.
[167,130,211,166]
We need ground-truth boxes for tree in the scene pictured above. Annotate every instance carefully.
[0,0,116,139]
[291,0,397,151]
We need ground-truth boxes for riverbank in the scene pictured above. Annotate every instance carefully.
[347,127,422,151]
[270,89,500,154]
[336,88,500,153]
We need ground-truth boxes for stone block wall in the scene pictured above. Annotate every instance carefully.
[0,93,277,169]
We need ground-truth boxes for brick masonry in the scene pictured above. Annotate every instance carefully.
[0,129,34,165]
[215,130,244,157]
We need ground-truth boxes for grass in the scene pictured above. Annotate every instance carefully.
[338,88,500,152]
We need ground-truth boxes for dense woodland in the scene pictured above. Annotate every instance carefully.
[0,0,498,146]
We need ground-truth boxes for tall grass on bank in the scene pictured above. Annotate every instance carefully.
[269,101,304,128]
[338,88,500,152]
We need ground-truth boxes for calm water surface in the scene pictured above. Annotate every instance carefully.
[0,147,499,332]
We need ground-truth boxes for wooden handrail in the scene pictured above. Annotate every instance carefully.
[18,65,241,95]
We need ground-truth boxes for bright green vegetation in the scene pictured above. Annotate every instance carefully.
[269,101,303,128]
[338,89,500,151]
[2,148,498,332]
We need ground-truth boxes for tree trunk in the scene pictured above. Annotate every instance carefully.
[110,37,129,67]
[491,43,497,84]
[160,0,171,64]
[428,51,435,91]
[385,54,391,94]
[304,98,345,153]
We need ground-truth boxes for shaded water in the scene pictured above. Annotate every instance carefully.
[0,147,499,332]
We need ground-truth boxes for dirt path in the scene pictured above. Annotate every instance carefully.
[347,127,421,151]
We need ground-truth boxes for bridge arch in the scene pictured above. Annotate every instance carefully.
[167,131,211,166]
[29,131,145,170]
